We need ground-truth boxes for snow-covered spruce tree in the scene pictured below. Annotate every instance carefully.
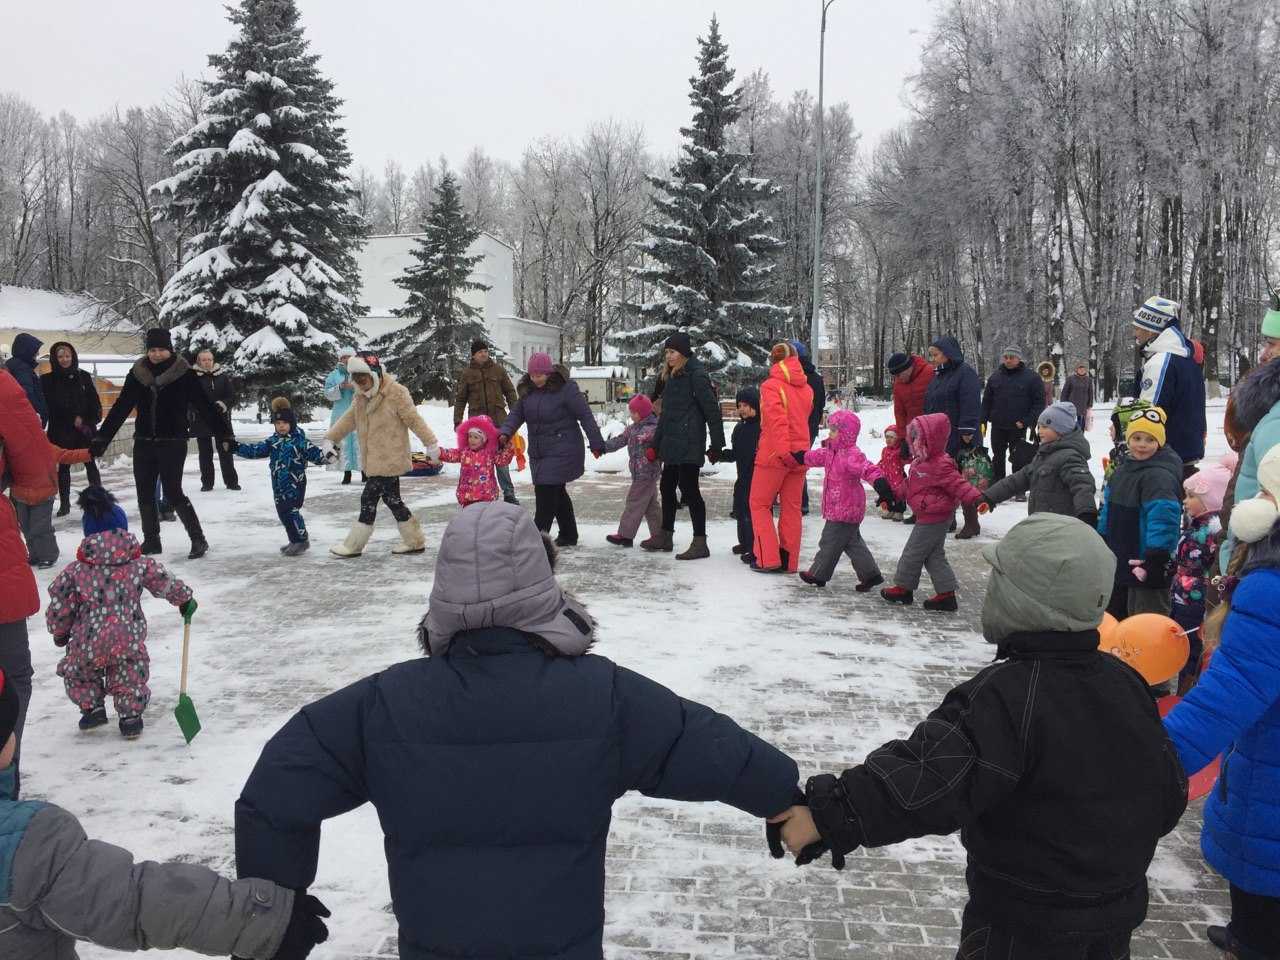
[615,16,786,378]
[375,171,489,401]
[152,0,365,404]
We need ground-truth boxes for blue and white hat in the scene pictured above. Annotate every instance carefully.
[1133,295,1181,333]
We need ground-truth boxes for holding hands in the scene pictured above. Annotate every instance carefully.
[766,784,846,870]
[318,439,338,464]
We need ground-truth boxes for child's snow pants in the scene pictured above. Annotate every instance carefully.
[617,477,661,540]
[893,520,957,593]
[809,520,880,584]
[750,462,806,571]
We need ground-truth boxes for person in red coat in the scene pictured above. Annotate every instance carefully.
[0,368,58,792]
[888,353,933,432]
[750,343,814,573]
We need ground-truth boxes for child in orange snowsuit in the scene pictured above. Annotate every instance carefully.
[749,343,814,573]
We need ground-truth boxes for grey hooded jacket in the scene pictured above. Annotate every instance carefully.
[985,429,1096,518]
[1,773,293,960]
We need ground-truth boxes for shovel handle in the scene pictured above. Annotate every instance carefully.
[179,621,191,696]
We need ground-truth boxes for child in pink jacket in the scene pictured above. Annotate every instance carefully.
[45,486,194,739]
[877,424,909,520]
[793,410,894,589]
[438,415,516,507]
[881,413,984,612]
[603,395,662,547]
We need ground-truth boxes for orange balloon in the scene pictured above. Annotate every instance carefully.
[1098,613,1189,685]
[1099,612,1119,644]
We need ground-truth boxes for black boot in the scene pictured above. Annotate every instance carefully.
[79,706,108,731]
[56,469,72,516]
[342,471,352,485]
[175,501,209,559]
[138,503,162,555]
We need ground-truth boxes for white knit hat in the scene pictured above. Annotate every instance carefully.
[1229,446,1280,543]
[1133,295,1181,333]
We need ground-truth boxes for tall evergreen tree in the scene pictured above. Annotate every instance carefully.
[151,0,366,402]
[615,17,786,376]
[376,171,489,400]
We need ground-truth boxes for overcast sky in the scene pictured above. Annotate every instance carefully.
[5,0,933,171]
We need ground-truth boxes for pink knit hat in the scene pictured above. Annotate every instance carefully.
[1183,454,1235,514]
[527,352,554,376]
[628,394,653,418]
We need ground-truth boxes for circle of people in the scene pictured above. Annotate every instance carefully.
[0,293,1277,959]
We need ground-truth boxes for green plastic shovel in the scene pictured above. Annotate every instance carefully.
[174,601,201,744]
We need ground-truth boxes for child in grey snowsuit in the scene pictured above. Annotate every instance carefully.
[603,394,662,547]
[0,669,330,960]
[980,401,1097,525]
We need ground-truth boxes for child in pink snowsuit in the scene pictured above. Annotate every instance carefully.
[877,425,909,520]
[438,415,515,507]
[795,410,894,589]
[604,395,662,547]
[881,413,984,612]
[45,486,193,739]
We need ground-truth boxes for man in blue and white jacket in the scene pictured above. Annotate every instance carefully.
[1133,295,1206,470]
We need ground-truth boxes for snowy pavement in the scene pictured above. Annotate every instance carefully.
[23,399,1229,960]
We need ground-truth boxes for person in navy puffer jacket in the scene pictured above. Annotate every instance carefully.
[234,398,325,556]
[234,501,800,960]
[1164,447,1280,960]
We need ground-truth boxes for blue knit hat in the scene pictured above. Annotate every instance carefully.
[79,485,128,536]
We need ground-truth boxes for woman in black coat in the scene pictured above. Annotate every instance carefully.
[190,349,240,491]
[40,341,102,515]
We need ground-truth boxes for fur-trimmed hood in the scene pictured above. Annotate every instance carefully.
[1233,358,1280,433]
[456,414,500,454]
[131,355,189,388]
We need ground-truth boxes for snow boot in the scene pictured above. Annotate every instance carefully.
[640,530,673,552]
[798,570,826,587]
[880,585,914,605]
[903,513,916,525]
[176,502,208,559]
[750,559,784,574]
[855,573,885,593]
[79,707,107,731]
[956,502,981,540]
[141,538,163,556]
[504,495,520,505]
[731,544,746,555]
[138,503,162,555]
[341,471,352,485]
[606,534,633,547]
[923,591,958,612]
[226,482,241,491]
[331,521,375,558]
[890,511,904,522]
[119,716,143,740]
[780,549,791,572]
[554,535,578,548]
[200,484,214,492]
[392,516,426,554]
[283,540,310,557]
[675,536,710,560]
[56,500,72,518]
[740,552,755,565]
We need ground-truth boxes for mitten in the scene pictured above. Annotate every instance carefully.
[797,774,848,870]
[976,496,994,515]
[1077,509,1098,529]
[271,893,330,960]
[1142,549,1172,589]
[88,437,109,459]
[872,478,893,504]
[590,445,605,458]
[644,448,657,462]
[53,634,69,648]
[318,439,337,463]
[180,599,198,624]
[791,451,807,466]
[219,437,237,454]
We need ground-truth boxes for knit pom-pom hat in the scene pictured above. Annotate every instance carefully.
[628,394,653,419]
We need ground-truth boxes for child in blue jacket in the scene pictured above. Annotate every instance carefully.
[235,398,325,556]
[1098,406,1183,619]
[1164,447,1280,959]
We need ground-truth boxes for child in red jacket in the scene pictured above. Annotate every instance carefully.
[437,415,515,507]
[876,425,908,521]
[882,413,984,612]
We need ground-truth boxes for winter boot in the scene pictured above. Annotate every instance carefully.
[675,536,710,560]
[56,499,72,517]
[282,540,310,557]
[78,706,108,731]
[750,558,784,574]
[160,506,177,523]
[331,522,375,558]
[504,495,520,505]
[175,502,208,559]
[640,530,673,552]
[780,548,791,572]
[855,573,885,593]
[200,483,214,492]
[341,471,352,485]
[798,570,826,587]
[392,516,426,554]
[731,544,746,555]
[890,511,904,522]
[740,552,755,565]
[880,585,914,605]
[554,535,578,548]
[923,591,959,612]
[956,502,981,540]
[606,534,634,547]
[138,503,162,555]
[903,513,916,525]
[119,716,144,740]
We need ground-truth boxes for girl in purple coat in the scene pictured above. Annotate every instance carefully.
[500,354,605,547]
[794,410,895,589]
[45,487,194,739]
[603,395,662,547]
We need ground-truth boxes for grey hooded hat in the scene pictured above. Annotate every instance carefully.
[980,513,1115,643]
[424,501,593,656]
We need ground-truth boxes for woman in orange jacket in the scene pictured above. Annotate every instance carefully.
[750,343,814,573]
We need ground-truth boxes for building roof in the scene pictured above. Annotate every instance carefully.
[571,365,629,380]
[0,285,129,333]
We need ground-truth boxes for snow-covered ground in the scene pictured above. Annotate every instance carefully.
[20,397,1228,960]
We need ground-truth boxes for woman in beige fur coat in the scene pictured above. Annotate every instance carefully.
[324,352,440,557]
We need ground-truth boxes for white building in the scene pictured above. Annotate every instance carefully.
[353,233,559,368]
[0,285,137,360]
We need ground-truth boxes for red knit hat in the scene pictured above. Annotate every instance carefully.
[628,395,653,418]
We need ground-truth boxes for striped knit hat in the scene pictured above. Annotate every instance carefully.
[1133,296,1181,333]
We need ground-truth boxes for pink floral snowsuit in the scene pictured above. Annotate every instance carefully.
[45,529,191,718]
[438,415,515,506]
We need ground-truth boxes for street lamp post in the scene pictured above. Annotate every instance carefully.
[809,0,836,358]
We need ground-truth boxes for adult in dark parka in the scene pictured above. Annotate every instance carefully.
[500,352,605,547]
[234,502,799,960]
[4,333,47,427]
[924,335,984,537]
[643,332,726,559]
[40,341,102,515]
[190,349,240,492]
[979,347,1045,482]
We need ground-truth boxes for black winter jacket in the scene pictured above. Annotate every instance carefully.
[923,336,982,456]
[234,627,798,960]
[980,362,1046,430]
[808,629,1187,937]
[723,414,761,507]
[97,356,228,444]
[5,332,46,427]
[651,357,724,465]
[798,355,826,444]
[189,366,235,438]
[40,342,101,449]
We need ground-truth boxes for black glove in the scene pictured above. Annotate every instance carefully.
[1142,549,1172,589]
[872,478,894,504]
[790,450,807,466]
[765,788,840,869]
[88,436,109,459]
[498,433,511,448]
[219,437,236,454]
[802,774,859,870]
[706,447,721,464]
[271,893,330,960]
[1077,509,1098,529]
